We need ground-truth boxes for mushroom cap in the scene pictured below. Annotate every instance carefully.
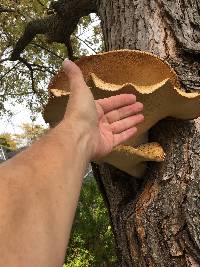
[43,49,200,177]
[98,142,165,177]
[44,49,180,126]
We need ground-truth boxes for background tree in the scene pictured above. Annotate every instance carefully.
[65,176,117,267]
[0,132,17,162]
[14,122,48,146]
[0,132,17,151]
[1,0,200,266]
[0,0,103,119]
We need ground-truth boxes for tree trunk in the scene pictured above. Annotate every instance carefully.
[92,0,200,266]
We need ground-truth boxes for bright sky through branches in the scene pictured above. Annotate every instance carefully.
[0,14,101,134]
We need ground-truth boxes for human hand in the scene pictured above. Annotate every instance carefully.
[63,59,144,160]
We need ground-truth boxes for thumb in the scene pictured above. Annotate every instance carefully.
[62,59,88,94]
[62,59,95,117]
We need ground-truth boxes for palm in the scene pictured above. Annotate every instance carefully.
[62,60,144,160]
[93,95,144,159]
[96,103,114,155]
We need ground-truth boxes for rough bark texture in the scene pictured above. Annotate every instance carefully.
[92,0,200,266]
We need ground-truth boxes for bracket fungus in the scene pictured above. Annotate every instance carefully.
[43,50,200,177]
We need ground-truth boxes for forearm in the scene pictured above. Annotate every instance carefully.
[0,119,90,267]
[0,58,143,267]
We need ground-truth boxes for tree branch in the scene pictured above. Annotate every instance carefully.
[0,5,16,13]
[18,57,40,97]
[11,0,97,60]
[1,92,34,97]
[0,58,10,64]
[0,63,20,81]
[11,17,51,61]
[31,63,56,75]
[36,0,45,7]
[65,37,74,60]
[76,36,96,53]
[31,43,64,60]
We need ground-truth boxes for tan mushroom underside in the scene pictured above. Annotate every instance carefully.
[43,50,200,177]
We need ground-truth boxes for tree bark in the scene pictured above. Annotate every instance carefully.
[92,0,200,266]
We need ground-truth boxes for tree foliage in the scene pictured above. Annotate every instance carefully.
[14,122,48,146]
[0,0,103,119]
[65,176,117,267]
[0,132,17,151]
[0,123,47,148]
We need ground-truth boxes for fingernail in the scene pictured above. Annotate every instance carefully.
[136,102,143,110]
[62,58,73,73]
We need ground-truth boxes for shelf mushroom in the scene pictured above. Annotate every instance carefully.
[43,50,200,177]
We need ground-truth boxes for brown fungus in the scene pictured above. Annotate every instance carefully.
[43,50,200,177]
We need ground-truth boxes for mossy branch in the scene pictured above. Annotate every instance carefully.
[11,0,97,61]
[11,17,52,61]
[0,5,16,13]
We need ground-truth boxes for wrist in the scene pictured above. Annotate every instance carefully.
[57,118,93,163]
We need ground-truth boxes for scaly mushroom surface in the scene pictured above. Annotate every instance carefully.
[43,50,200,177]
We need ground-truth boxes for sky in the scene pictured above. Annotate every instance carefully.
[0,102,47,134]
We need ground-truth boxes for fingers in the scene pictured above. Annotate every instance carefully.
[106,102,143,124]
[113,127,138,147]
[111,114,144,134]
[62,59,87,92]
[97,94,136,114]
[112,113,144,146]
